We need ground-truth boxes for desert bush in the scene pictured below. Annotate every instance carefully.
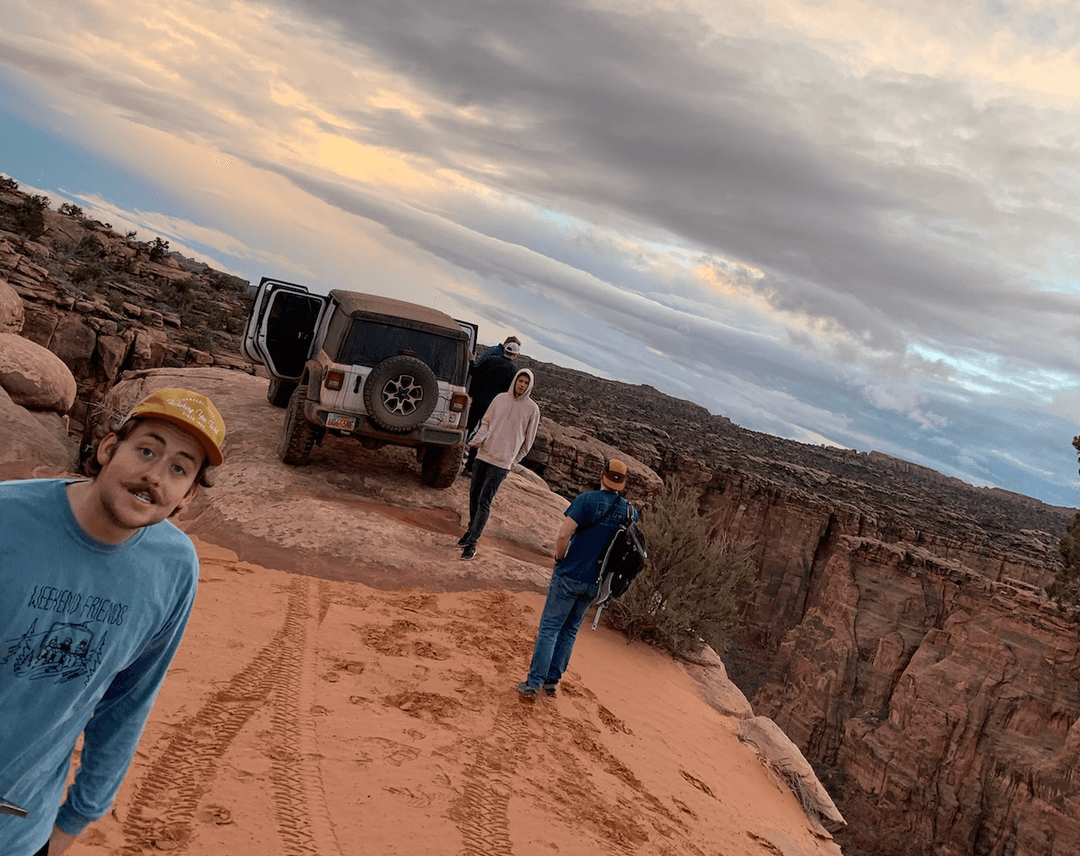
[59,202,85,218]
[1049,513,1080,617]
[207,270,249,293]
[607,479,756,658]
[157,276,198,311]
[148,237,170,262]
[75,234,104,259]
[0,176,18,191]
[1049,435,1080,618]
[184,329,212,351]
[106,291,126,313]
[205,305,245,335]
[14,195,49,240]
[71,261,108,288]
[111,255,136,274]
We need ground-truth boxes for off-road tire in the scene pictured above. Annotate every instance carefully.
[278,385,316,465]
[267,378,298,408]
[421,441,464,489]
[363,355,439,433]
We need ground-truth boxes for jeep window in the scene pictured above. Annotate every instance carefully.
[335,321,467,382]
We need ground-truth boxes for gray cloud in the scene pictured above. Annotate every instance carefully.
[279,0,1080,350]
[3,0,1080,504]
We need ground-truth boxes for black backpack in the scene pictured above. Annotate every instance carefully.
[589,502,647,629]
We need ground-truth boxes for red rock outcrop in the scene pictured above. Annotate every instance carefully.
[0,185,252,434]
[745,531,1080,856]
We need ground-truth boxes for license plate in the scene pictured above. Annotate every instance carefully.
[326,413,355,430]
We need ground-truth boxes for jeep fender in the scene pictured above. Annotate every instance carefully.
[303,363,324,400]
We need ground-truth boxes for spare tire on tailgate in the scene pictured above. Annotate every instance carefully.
[363,355,439,432]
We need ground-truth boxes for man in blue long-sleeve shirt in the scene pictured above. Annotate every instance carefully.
[0,387,226,856]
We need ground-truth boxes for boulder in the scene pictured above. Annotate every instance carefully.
[0,332,77,414]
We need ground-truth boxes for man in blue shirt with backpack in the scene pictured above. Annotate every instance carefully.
[518,459,637,700]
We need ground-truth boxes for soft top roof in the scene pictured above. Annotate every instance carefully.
[329,290,466,339]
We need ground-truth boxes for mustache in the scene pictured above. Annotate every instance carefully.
[124,482,162,505]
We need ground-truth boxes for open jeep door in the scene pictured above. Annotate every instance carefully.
[455,319,479,357]
[242,277,328,381]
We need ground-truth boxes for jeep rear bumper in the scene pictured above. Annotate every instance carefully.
[306,402,464,447]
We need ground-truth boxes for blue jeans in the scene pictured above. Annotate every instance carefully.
[525,571,597,689]
[463,460,509,547]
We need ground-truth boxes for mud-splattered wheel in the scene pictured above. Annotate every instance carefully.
[278,385,316,465]
[421,441,464,489]
[267,378,297,408]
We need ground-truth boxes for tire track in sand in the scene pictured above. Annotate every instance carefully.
[455,694,531,856]
[116,576,341,855]
[266,577,342,855]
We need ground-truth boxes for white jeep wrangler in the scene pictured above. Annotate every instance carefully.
[242,278,478,488]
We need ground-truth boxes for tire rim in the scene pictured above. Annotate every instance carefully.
[381,373,425,415]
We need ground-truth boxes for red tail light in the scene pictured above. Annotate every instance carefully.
[451,394,469,413]
[325,370,345,391]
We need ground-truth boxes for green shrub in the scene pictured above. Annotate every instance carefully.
[75,234,104,259]
[1049,513,1080,618]
[1049,436,1080,619]
[157,277,198,311]
[607,480,756,658]
[205,305,245,334]
[14,195,49,240]
[184,330,212,351]
[148,237,170,262]
[106,291,126,313]
[59,202,85,218]
[208,270,249,293]
[224,311,244,334]
[71,262,107,287]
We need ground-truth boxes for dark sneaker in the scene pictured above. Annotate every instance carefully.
[460,544,477,560]
[517,681,538,701]
[456,534,469,547]
[542,682,557,697]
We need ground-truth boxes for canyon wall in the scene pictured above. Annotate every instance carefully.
[679,464,1078,856]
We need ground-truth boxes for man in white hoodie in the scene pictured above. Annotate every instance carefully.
[458,368,540,560]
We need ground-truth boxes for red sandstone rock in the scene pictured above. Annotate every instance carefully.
[0,332,76,414]
[0,278,23,333]
[0,385,75,476]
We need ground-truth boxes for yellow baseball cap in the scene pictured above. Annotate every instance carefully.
[123,388,226,466]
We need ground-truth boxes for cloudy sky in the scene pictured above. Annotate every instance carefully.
[2,0,1080,506]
